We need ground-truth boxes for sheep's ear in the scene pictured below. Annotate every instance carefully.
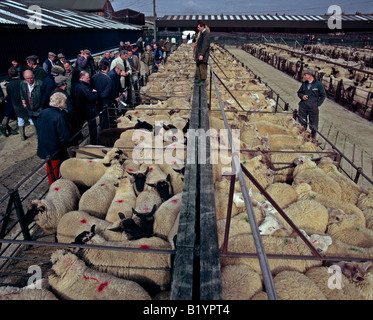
[118,212,126,220]
[91,224,96,234]
[127,170,136,176]
[146,183,156,188]
[108,226,123,232]
[150,205,157,215]
[38,205,46,213]
[103,162,111,167]
[102,149,108,154]
[132,208,139,216]
[166,174,171,182]
[145,167,150,175]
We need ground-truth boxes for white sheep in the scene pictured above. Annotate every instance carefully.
[293,181,366,227]
[293,156,342,201]
[56,210,128,244]
[357,189,373,230]
[265,182,298,209]
[60,148,124,187]
[305,262,373,300]
[26,179,81,234]
[317,157,364,205]
[220,233,322,275]
[78,159,124,219]
[49,249,151,300]
[0,280,57,300]
[106,175,137,223]
[134,189,162,214]
[327,214,373,248]
[221,264,263,300]
[153,193,182,240]
[80,234,172,294]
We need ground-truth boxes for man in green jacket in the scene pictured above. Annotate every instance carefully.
[20,69,42,136]
[297,68,326,136]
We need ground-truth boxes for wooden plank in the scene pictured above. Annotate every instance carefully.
[198,86,223,300]
[170,86,200,300]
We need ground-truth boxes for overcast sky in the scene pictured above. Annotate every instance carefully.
[111,0,373,16]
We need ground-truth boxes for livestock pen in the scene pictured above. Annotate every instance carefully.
[1,43,373,301]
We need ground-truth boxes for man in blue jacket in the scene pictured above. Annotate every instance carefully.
[297,68,326,136]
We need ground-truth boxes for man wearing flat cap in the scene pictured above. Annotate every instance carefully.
[297,68,326,137]
[42,52,56,74]
[56,53,65,68]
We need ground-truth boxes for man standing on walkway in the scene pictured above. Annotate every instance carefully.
[194,21,210,86]
[297,68,326,137]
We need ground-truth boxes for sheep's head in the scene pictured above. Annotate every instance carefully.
[25,200,48,225]
[147,174,173,201]
[127,167,150,193]
[136,119,153,131]
[72,225,96,245]
[326,261,372,283]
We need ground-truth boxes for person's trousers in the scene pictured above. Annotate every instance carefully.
[298,105,319,131]
[88,117,98,145]
[46,160,61,185]
[196,62,208,81]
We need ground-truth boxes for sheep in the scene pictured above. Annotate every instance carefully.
[140,164,174,201]
[267,270,327,300]
[126,167,150,196]
[106,175,137,222]
[253,120,301,136]
[326,214,373,248]
[305,262,373,300]
[265,182,298,209]
[220,233,322,275]
[48,249,151,300]
[134,189,162,214]
[293,181,366,227]
[292,156,342,201]
[25,179,81,234]
[78,158,125,219]
[317,157,363,205]
[0,280,58,300]
[153,193,182,240]
[56,210,128,244]
[60,148,125,187]
[109,207,157,240]
[357,189,373,230]
[221,264,263,300]
[158,163,185,195]
[79,234,172,294]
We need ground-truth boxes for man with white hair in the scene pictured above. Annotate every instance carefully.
[37,92,70,184]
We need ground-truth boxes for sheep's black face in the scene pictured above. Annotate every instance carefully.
[156,181,172,202]
[137,120,153,131]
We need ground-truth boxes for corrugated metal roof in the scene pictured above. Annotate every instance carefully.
[161,13,373,22]
[0,0,140,30]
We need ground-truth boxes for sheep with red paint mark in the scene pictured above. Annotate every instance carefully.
[78,233,172,294]
[78,155,126,219]
[48,249,151,300]
[153,192,182,241]
[25,178,81,234]
[106,175,137,223]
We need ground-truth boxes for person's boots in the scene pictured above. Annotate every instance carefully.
[6,125,18,136]
[19,126,27,141]
[0,117,9,137]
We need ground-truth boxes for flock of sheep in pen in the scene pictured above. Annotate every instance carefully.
[1,41,373,300]
[243,42,373,120]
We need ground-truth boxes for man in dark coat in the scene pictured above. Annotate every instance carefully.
[194,21,210,86]
[37,92,70,184]
[5,67,28,140]
[297,68,326,137]
[70,71,99,144]
[91,61,115,129]
[26,56,47,82]
[42,52,56,74]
